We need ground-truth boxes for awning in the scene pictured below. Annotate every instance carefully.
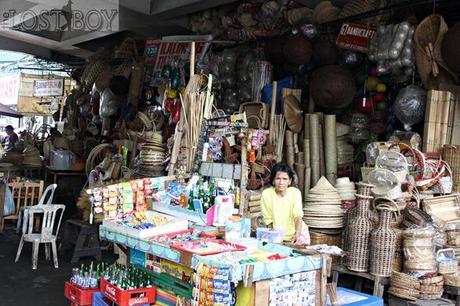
[0,103,22,118]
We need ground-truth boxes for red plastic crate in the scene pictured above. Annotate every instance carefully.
[99,277,156,306]
[64,281,99,306]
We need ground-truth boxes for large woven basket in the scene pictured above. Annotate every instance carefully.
[347,194,373,272]
[443,145,460,192]
[369,199,398,277]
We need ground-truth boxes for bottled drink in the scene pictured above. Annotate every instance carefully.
[187,189,195,211]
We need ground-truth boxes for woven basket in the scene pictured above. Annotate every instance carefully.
[347,194,373,272]
[419,283,444,293]
[444,273,460,287]
[356,182,374,196]
[369,199,399,277]
[443,145,460,192]
[310,231,342,247]
[437,248,458,274]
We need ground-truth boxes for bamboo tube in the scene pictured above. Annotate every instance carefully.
[304,167,311,200]
[285,130,294,146]
[324,114,338,185]
[303,139,310,168]
[269,81,278,144]
[296,152,304,165]
[309,114,321,185]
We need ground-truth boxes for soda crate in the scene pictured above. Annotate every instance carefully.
[99,277,156,306]
[64,281,99,306]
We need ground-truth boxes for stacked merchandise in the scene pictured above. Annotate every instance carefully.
[419,274,444,300]
[335,177,356,202]
[445,224,460,261]
[192,263,232,306]
[303,176,344,233]
[269,271,316,306]
[138,132,166,177]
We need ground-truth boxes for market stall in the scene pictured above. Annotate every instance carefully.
[53,1,460,305]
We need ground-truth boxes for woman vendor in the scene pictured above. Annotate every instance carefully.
[261,163,310,245]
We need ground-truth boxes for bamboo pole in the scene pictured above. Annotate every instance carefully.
[269,81,278,144]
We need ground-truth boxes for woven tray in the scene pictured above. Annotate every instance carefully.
[388,287,419,301]
[418,292,443,300]
[391,271,421,290]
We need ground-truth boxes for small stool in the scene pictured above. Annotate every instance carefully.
[60,219,102,263]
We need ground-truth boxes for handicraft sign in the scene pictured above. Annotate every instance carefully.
[336,22,377,53]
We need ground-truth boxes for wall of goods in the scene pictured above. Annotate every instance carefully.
[59,0,460,305]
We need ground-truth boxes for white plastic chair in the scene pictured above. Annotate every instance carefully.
[16,184,58,234]
[15,204,65,269]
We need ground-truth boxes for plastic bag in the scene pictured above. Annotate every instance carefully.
[3,184,15,216]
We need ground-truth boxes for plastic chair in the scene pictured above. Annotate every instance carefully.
[15,204,65,269]
[16,183,57,234]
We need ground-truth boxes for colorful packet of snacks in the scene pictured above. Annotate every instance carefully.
[120,182,134,213]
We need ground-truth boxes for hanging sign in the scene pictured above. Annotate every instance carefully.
[33,79,64,97]
[336,22,377,53]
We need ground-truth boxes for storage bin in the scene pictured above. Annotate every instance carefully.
[256,227,286,243]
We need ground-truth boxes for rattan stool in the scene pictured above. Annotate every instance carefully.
[60,219,102,263]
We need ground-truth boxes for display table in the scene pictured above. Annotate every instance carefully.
[44,166,86,184]
[100,224,328,306]
[0,164,43,179]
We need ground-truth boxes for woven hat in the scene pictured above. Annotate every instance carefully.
[442,21,460,73]
[310,65,356,110]
[282,95,303,133]
[414,14,458,90]
[313,1,340,24]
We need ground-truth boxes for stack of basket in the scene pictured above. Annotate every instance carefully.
[419,274,444,300]
[403,227,437,274]
[388,271,420,301]
[446,226,460,261]
[138,132,166,177]
[303,176,344,233]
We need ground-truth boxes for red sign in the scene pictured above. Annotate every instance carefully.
[336,22,377,53]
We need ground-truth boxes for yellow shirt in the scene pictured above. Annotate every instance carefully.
[260,186,303,241]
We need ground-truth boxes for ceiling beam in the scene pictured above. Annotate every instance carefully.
[150,0,239,19]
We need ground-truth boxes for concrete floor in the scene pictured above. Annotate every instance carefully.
[0,222,116,306]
